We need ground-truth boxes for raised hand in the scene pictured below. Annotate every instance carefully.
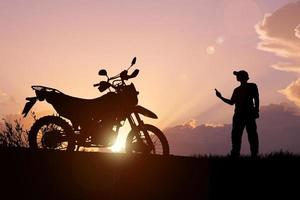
[215,89,222,98]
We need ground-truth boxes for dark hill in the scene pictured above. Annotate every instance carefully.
[0,149,299,200]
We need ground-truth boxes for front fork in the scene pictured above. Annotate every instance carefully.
[127,112,155,151]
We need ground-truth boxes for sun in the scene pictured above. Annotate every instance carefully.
[110,141,125,152]
[109,121,131,153]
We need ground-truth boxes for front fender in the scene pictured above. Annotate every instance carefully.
[134,105,158,119]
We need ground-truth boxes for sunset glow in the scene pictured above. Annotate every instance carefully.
[110,141,125,153]
[1,0,300,155]
[1,0,296,128]
[109,121,131,153]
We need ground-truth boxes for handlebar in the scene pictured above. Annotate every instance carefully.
[94,69,139,90]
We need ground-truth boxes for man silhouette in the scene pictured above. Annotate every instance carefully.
[215,70,259,157]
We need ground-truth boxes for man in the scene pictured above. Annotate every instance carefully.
[215,70,259,157]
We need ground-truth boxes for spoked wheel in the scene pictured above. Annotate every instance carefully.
[28,116,75,151]
[126,124,169,155]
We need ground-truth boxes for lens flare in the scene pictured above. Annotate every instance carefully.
[109,121,131,153]
[110,140,125,152]
[206,46,215,55]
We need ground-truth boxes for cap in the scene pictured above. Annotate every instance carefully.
[233,70,249,80]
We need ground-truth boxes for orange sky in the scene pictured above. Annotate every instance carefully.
[0,0,299,129]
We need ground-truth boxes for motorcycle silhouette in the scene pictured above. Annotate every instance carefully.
[22,57,169,155]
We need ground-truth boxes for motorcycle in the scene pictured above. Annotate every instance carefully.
[22,57,169,155]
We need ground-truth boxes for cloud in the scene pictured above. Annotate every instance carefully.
[182,119,198,129]
[0,90,18,114]
[255,2,300,106]
[295,24,300,39]
[279,78,300,106]
[272,62,300,73]
[0,90,8,97]
[255,1,300,72]
[165,103,300,156]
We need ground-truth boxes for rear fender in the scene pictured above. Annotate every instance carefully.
[22,97,38,117]
[134,105,158,119]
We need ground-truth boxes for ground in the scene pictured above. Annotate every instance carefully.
[0,149,299,199]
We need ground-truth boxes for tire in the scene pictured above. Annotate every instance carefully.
[28,116,75,151]
[126,124,169,155]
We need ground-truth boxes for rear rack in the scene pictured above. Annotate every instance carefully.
[31,85,61,93]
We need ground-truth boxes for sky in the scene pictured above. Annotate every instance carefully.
[1,0,300,132]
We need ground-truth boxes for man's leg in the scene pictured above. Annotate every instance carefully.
[231,116,245,157]
[246,118,259,157]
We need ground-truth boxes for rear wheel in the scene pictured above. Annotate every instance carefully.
[28,116,75,151]
[126,124,169,155]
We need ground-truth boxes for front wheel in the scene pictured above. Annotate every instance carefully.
[125,124,169,155]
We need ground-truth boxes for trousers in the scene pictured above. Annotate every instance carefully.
[231,114,259,156]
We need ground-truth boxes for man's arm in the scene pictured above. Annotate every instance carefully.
[254,96,259,112]
[254,85,259,116]
[215,89,234,105]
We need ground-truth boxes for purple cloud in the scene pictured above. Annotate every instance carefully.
[165,103,300,156]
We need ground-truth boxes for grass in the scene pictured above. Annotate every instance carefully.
[0,118,29,148]
[192,150,298,160]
